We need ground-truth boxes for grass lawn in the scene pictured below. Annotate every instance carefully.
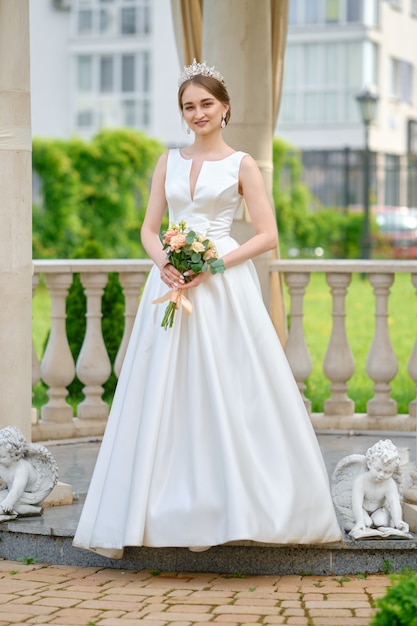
[283,272,417,413]
[32,272,417,414]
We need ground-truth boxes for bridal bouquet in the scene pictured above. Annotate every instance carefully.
[154,220,225,329]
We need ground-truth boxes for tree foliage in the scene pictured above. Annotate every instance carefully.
[33,129,164,259]
[273,137,364,259]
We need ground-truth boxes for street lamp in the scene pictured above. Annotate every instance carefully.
[356,86,379,260]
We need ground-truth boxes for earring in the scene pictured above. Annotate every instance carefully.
[186,127,191,135]
[221,113,226,129]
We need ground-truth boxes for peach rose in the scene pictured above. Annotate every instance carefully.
[204,248,216,260]
[162,229,178,245]
[169,234,187,251]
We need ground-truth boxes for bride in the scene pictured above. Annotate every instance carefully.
[73,59,342,558]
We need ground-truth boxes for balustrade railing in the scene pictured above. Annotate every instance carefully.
[32,259,417,441]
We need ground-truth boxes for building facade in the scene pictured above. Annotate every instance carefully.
[30,0,187,146]
[277,0,417,209]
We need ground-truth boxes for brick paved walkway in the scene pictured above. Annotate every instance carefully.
[0,559,391,626]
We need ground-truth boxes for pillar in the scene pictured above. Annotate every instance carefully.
[202,0,273,301]
[0,0,32,438]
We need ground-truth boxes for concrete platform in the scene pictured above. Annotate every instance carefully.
[0,430,416,576]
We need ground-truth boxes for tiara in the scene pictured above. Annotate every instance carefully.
[178,59,224,87]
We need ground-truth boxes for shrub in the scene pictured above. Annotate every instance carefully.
[370,570,417,626]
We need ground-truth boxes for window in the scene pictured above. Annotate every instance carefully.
[121,7,136,34]
[325,0,339,23]
[78,9,93,34]
[288,0,298,24]
[287,0,378,26]
[305,0,319,24]
[390,57,413,103]
[122,55,135,92]
[77,56,93,91]
[347,0,362,22]
[74,51,151,133]
[100,56,114,92]
[73,0,151,38]
[385,155,400,206]
[279,41,379,125]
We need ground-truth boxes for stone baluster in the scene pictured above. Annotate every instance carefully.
[407,272,417,418]
[76,272,111,419]
[283,272,312,412]
[40,273,75,422]
[323,272,355,417]
[114,271,147,378]
[32,273,41,422]
[366,272,398,417]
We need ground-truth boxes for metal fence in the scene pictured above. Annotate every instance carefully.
[299,148,417,211]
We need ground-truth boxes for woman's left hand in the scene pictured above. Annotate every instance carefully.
[179,270,209,290]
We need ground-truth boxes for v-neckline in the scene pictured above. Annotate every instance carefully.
[178,150,237,202]
[189,159,203,202]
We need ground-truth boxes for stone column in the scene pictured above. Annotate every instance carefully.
[202,0,273,302]
[0,0,32,439]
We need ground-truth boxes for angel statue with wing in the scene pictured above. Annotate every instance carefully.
[0,426,58,521]
[331,439,412,540]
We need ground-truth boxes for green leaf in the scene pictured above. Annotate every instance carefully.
[191,252,202,263]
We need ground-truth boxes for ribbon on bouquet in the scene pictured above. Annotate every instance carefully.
[152,289,193,316]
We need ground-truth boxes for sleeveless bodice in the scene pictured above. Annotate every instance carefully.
[165,149,246,240]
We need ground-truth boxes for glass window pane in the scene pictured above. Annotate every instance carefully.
[305,0,320,23]
[304,93,321,122]
[347,0,362,22]
[100,7,116,35]
[346,42,362,87]
[77,108,93,128]
[139,51,151,92]
[325,43,339,85]
[305,45,321,86]
[121,7,136,34]
[399,61,412,103]
[123,100,136,127]
[363,0,378,26]
[324,92,340,121]
[142,99,151,126]
[363,41,377,86]
[77,56,93,92]
[288,0,297,25]
[346,90,360,122]
[139,3,151,34]
[78,9,93,34]
[325,0,339,23]
[281,94,297,123]
[100,56,114,92]
[122,55,135,92]
[283,46,297,88]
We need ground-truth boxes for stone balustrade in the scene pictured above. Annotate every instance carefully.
[32,259,417,440]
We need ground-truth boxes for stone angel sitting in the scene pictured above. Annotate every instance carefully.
[331,439,412,540]
[0,426,58,521]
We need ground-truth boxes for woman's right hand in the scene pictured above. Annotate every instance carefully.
[160,263,185,289]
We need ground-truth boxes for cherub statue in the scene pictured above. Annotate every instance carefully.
[331,439,412,540]
[0,426,58,521]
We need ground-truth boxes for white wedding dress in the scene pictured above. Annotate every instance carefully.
[73,149,342,558]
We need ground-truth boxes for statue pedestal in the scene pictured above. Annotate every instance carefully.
[403,502,417,533]
[44,482,73,506]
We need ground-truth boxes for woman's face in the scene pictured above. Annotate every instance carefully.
[181,83,228,136]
